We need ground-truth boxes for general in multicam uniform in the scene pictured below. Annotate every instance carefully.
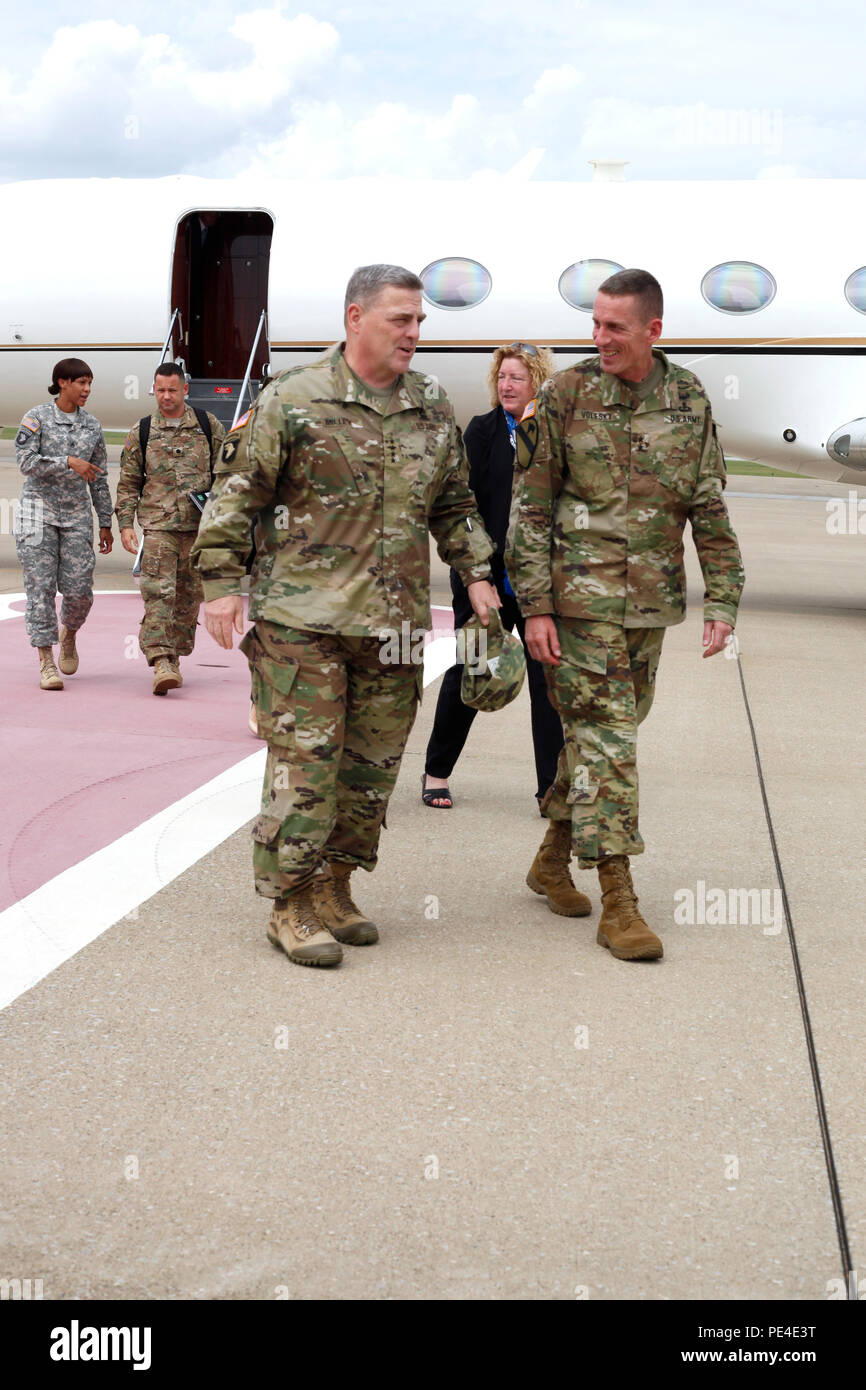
[507,269,745,962]
[192,264,498,969]
[14,357,114,690]
[116,364,225,695]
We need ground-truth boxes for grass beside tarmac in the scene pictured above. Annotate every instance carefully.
[725,459,802,478]
[1,426,128,445]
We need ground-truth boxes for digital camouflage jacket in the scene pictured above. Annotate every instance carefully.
[16,402,113,530]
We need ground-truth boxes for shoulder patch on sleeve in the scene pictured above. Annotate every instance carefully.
[20,416,39,432]
[227,408,251,434]
[520,399,536,422]
[124,432,134,450]
[515,419,539,469]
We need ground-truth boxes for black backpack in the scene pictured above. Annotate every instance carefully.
[138,408,215,481]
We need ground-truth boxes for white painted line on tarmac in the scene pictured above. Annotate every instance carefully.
[423,632,457,684]
[0,633,457,1012]
[0,751,266,1012]
[0,590,142,622]
[0,592,25,621]
[727,491,847,501]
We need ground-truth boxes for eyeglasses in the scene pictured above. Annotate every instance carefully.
[507,342,538,356]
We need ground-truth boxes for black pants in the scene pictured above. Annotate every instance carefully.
[424,586,564,800]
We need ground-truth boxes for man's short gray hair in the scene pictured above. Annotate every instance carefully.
[344,264,423,317]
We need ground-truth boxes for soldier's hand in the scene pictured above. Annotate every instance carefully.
[99,527,113,555]
[702,619,733,658]
[204,595,245,650]
[68,455,102,483]
[120,527,139,555]
[525,615,561,666]
[466,580,501,626]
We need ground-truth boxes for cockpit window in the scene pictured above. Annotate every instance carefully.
[701,261,776,314]
[558,259,624,311]
[844,268,866,313]
[419,258,492,309]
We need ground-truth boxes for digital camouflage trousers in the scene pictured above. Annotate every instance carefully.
[542,618,666,869]
[15,520,94,647]
[241,619,421,898]
[139,529,203,664]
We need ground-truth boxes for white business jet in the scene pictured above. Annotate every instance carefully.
[1,173,865,483]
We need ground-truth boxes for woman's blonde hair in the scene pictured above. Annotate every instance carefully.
[487,342,556,409]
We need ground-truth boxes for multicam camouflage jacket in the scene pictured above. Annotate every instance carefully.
[16,402,113,529]
[192,344,494,637]
[506,349,744,629]
[115,407,225,531]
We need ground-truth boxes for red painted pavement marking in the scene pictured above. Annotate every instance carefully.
[0,596,455,912]
[1,594,253,911]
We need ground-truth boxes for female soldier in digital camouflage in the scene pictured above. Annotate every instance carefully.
[15,358,114,689]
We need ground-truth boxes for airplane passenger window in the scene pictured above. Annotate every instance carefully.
[844,268,866,313]
[701,262,776,313]
[558,259,625,311]
[419,257,492,309]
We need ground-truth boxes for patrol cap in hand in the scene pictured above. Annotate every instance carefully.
[459,608,526,713]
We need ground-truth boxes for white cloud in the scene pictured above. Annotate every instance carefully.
[504,147,547,180]
[756,163,818,180]
[523,64,583,112]
[572,98,861,180]
[0,10,340,178]
[2,2,865,184]
[215,9,338,108]
[243,91,525,180]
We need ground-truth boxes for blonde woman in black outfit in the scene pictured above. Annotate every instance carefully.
[422,342,562,809]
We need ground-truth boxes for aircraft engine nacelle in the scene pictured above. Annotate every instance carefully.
[826,419,866,472]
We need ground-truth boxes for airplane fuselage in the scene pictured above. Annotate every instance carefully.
[2,175,865,483]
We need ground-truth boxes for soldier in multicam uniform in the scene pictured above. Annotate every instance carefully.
[192,264,499,969]
[15,358,114,690]
[507,269,745,962]
[116,363,225,695]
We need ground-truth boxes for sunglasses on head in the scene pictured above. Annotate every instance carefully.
[507,342,538,356]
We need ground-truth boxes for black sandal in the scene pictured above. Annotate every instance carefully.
[421,772,453,808]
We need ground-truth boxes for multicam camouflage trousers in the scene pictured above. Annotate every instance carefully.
[542,619,666,869]
[15,520,94,647]
[139,530,203,665]
[241,620,422,898]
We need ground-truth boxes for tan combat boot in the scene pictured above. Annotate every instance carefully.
[152,656,180,695]
[596,855,663,961]
[57,625,79,674]
[38,647,63,691]
[168,656,183,688]
[526,820,592,916]
[267,888,343,967]
[313,863,379,945]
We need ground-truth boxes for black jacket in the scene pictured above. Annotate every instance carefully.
[451,405,514,605]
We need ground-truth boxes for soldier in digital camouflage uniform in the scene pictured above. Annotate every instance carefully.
[116,363,225,695]
[15,358,114,690]
[507,269,745,962]
[193,264,498,969]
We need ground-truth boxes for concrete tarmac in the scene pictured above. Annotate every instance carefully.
[0,471,864,1301]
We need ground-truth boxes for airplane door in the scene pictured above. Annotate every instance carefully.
[170,210,273,379]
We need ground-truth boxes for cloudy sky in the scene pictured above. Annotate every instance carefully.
[2,0,862,183]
